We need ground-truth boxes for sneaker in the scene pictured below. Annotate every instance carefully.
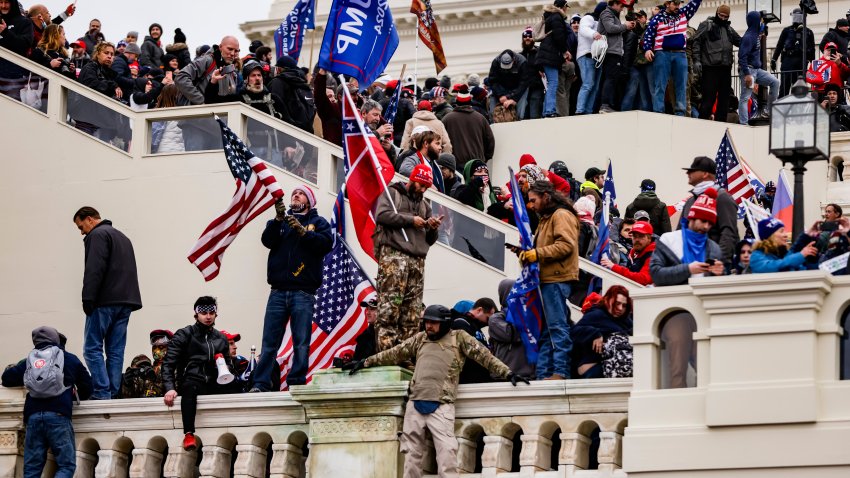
[248,387,263,393]
[182,433,197,451]
[599,105,615,114]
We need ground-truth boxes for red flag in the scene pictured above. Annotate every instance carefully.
[341,87,396,261]
[411,0,447,73]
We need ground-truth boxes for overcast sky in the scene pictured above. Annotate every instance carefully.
[55,0,272,50]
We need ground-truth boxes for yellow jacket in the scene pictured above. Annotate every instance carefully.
[533,207,580,283]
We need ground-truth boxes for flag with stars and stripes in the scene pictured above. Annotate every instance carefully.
[383,81,403,124]
[715,130,756,207]
[505,166,544,365]
[274,0,315,62]
[276,193,375,389]
[187,119,284,281]
[602,159,617,208]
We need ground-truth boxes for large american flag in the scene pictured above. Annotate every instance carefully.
[187,119,284,281]
[715,130,756,205]
[276,191,376,389]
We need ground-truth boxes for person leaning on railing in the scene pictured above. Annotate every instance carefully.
[30,23,76,80]
[750,218,819,273]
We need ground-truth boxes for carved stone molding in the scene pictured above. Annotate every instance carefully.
[310,416,401,443]
[0,432,16,450]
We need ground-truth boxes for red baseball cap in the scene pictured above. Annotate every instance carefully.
[71,40,86,49]
[631,221,654,236]
[220,330,241,342]
[410,164,433,187]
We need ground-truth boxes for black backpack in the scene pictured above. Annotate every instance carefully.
[280,81,316,133]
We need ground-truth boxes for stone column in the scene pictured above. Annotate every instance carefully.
[0,431,20,478]
[558,432,590,470]
[94,449,129,478]
[198,445,232,478]
[596,431,623,473]
[233,444,267,478]
[518,434,553,475]
[480,435,513,478]
[163,447,197,478]
[455,436,478,473]
[74,450,97,478]
[289,366,412,478]
[269,443,304,478]
[129,449,164,478]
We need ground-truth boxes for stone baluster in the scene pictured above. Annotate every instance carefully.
[558,432,590,471]
[844,156,850,181]
[421,435,437,474]
[596,431,623,473]
[129,448,164,478]
[198,445,232,478]
[269,443,304,478]
[163,447,197,478]
[455,436,478,473]
[518,434,553,475]
[0,430,20,478]
[94,449,129,478]
[43,451,56,477]
[75,450,97,478]
[480,435,513,478]
[233,444,267,478]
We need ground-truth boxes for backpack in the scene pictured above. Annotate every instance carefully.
[492,103,518,123]
[806,59,832,88]
[24,346,69,398]
[532,17,548,42]
[287,83,317,133]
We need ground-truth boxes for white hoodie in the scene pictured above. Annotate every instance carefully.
[577,15,599,59]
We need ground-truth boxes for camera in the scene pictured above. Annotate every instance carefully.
[58,59,72,76]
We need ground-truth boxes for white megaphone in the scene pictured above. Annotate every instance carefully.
[215,353,234,385]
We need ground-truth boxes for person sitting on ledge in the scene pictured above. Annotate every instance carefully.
[571,285,634,378]
[344,305,530,478]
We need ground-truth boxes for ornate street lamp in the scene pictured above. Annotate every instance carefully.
[769,79,830,237]
[748,0,781,23]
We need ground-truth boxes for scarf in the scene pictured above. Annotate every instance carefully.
[682,228,708,264]
[416,152,445,194]
[691,180,717,196]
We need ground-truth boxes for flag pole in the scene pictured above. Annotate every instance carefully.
[413,16,420,95]
[308,0,318,68]
[339,74,409,242]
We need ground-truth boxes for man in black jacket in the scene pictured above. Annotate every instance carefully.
[520,28,545,119]
[488,49,531,119]
[693,5,741,120]
[252,186,333,391]
[678,157,739,266]
[771,8,815,98]
[268,55,317,133]
[536,0,570,117]
[2,326,92,478]
[73,206,142,400]
[451,298,498,383]
[162,297,233,451]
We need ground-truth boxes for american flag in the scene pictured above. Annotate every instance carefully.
[715,130,756,205]
[602,159,617,208]
[276,191,375,389]
[187,119,284,281]
[383,81,403,124]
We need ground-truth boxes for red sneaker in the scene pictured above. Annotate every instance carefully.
[182,433,197,451]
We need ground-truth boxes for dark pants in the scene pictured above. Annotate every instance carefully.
[600,54,627,109]
[778,61,803,98]
[253,289,315,390]
[699,65,732,121]
[179,379,225,433]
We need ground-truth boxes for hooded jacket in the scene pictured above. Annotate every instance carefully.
[488,279,535,377]
[452,160,498,212]
[571,304,633,370]
[536,5,569,68]
[649,230,723,286]
[166,42,191,69]
[738,11,764,76]
[261,208,333,293]
[488,49,531,101]
[400,110,453,154]
[0,1,33,58]
[610,241,656,285]
[267,68,317,133]
[373,182,438,258]
[625,192,672,234]
[693,15,742,67]
[442,106,495,168]
[174,49,240,106]
[81,220,142,313]
[598,5,628,57]
[140,35,164,69]
[820,27,850,59]
[161,322,232,391]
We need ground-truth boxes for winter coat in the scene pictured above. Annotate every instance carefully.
[693,16,741,67]
[642,0,703,52]
[625,192,672,234]
[1,341,92,420]
[610,242,656,285]
[649,230,723,286]
[400,110,453,154]
[174,50,240,105]
[679,186,739,264]
[261,208,333,293]
[433,102,453,120]
[452,160,498,212]
[536,5,569,68]
[488,49,531,101]
[155,121,184,153]
[373,182,438,258]
[392,98,416,146]
[166,42,192,69]
[140,35,164,69]
[81,220,142,312]
[577,15,598,58]
[30,47,75,80]
[77,31,102,55]
[108,54,137,92]
[521,45,544,91]
[0,0,33,58]
[77,60,120,99]
[738,11,763,75]
[750,239,810,273]
[313,71,343,145]
[623,27,640,67]
[571,305,633,369]
[820,27,850,59]
[534,207,580,283]
[161,322,233,392]
[597,6,628,57]
[488,279,534,377]
[442,105,495,168]
[267,68,316,133]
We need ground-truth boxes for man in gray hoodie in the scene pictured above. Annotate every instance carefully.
[598,0,636,112]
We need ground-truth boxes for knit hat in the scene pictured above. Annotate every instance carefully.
[276,55,298,70]
[430,86,448,98]
[716,5,731,16]
[249,40,264,53]
[758,217,784,240]
[32,326,60,346]
[838,18,850,28]
[437,153,456,171]
[292,184,316,208]
[467,73,481,87]
[519,153,537,167]
[555,0,569,8]
[640,179,656,192]
[523,27,534,38]
[574,196,596,221]
[127,31,139,39]
[410,164,434,187]
[470,86,488,101]
[417,99,432,111]
[632,221,654,236]
[117,40,128,48]
[570,13,582,23]
[592,1,607,19]
[521,164,547,185]
[424,77,439,90]
[456,84,472,103]
[687,188,718,224]
[125,43,142,55]
[149,23,163,35]
[174,28,187,44]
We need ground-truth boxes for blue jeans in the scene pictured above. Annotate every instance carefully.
[254,289,315,390]
[543,65,560,116]
[24,412,76,478]
[651,51,688,116]
[621,64,653,112]
[84,305,131,399]
[536,282,573,379]
[738,68,780,124]
[575,55,602,114]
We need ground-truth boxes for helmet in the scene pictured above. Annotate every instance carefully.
[549,160,571,179]
[423,304,452,322]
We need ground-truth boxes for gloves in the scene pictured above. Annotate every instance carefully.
[770,59,777,72]
[692,62,702,77]
[65,3,76,15]
[286,216,306,236]
[341,359,367,375]
[274,199,287,221]
[508,372,530,386]
[519,249,538,264]
[83,301,94,316]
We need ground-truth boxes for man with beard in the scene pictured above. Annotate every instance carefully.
[251,186,333,392]
[77,18,103,55]
[140,22,164,69]
[520,27,544,119]
[268,55,317,133]
[240,60,288,121]
[373,165,442,353]
[398,128,446,194]
[360,99,397,165]
[344,305,529,478]
[693,5,740,121]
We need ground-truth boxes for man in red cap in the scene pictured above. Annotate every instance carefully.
[373,166,443,353]
[601,221,656,285]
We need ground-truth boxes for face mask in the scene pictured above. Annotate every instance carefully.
[151,345,167,362]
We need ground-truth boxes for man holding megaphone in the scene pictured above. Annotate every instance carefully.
[162,296,234,451]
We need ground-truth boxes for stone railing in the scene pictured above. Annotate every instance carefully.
[0,368,629,478]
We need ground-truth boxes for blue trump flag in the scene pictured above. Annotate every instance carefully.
[274,0,315,62]
[602,159,616,208]
[589,160,615,293]
[505,167,544,365]
[318,0,400,90]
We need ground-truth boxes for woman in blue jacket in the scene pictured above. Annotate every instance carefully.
[750,218,819,273]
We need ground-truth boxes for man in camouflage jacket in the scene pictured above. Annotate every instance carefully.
[345,305,529,478]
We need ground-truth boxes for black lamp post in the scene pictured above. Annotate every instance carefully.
[748,0,781,23]
[769,79,830,237]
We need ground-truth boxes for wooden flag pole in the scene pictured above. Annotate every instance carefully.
[308,0,319,68]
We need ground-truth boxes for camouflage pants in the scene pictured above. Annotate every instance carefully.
[375,246,425,352]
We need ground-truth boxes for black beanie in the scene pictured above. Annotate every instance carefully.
[174,28,186,44]
[149,23,163,35]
